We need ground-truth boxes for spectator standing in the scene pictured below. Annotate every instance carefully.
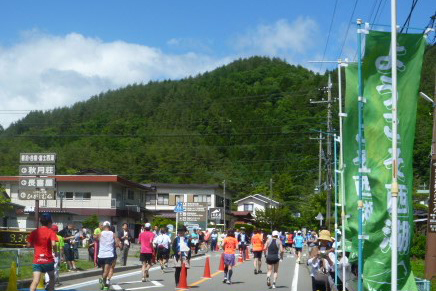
[237,228,250,260]
[27,213,58,291]
[60,224,78,271]
[191,229,200,254]
[117,223,132,266]
[172,226,191,287]
[93,222,104,267]
[210,230,218,251]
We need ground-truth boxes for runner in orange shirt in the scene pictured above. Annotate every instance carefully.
[251,229,264,274]
[222,230,238,285]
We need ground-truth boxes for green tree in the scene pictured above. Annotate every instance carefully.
[82,214,99,230]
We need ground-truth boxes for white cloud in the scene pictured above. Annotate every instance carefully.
[0,31,229,127]
[233,17,319,58]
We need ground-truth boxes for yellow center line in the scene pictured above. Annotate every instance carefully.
[180,260,244,290]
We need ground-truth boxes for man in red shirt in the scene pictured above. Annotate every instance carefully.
[27,213,58,291]
[138,222,155,282]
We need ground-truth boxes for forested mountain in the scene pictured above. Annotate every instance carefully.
[0,46,434,218]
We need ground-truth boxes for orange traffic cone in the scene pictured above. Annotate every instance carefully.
[218,253,225,271]
[245,248,251,261]
[177,262,189,289]
[238,254,243,263]
[203,256,212,278]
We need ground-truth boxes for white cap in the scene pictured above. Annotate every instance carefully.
[272,231,279,237]
[145,223,151,228]
[103,221,111,227]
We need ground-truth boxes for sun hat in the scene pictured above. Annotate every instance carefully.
[103,221,111,227]
[272,230,279,237]
[319,230,333,242]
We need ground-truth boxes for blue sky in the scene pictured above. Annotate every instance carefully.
[0,0,434,127]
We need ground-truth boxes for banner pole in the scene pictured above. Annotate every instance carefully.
[334,134,339,287]
[357,18,364,291]
[338,59,347,291]
[390,0,398,290]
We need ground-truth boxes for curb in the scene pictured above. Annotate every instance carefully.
[7,253,205,289]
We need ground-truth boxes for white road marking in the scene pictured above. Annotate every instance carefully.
[125,281,164,290]
[58,256,205,290]
[112,285,123,290]
[291,260,300,291]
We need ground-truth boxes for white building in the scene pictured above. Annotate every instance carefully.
[234,194,280,217]
[143,183,234,227]
[0,173,153,236]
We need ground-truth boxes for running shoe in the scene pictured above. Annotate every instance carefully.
[103,287,109,291]
[272,283,276,289]
[223,278,227,284]
[267,277,271,287]
[99,278,104,290]
[227,280,232,285]
[258,270,263,274]
[254,269,258,275]
[142,277,147,283]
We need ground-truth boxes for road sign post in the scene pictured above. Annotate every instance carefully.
[19,153,57,228]
[173,202,185,234]
[315,212,324,227]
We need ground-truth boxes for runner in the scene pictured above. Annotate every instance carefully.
[97,221,120,290]
[287,231,294,254]
[155,228,171,272]
[106,225,120,287]
[294,231,305,263]
[44,224,64,288]
[172,226,191,287]
[222,230,238,285]
[251,229,264,274]
[27,213,58,291]
[139,222,155,282]
[264,231,285,289]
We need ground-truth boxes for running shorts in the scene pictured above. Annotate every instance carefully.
[140,253,153,264]
[253,251,263,259]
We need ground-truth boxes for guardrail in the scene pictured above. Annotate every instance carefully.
[0,248,34,277]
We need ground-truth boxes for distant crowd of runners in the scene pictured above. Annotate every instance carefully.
[26,213,345,291]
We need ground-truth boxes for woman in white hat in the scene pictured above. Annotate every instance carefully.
[264,231,284,289]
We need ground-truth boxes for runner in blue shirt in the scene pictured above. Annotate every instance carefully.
[294,231,305,264]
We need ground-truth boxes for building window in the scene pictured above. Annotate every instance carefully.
[127,189,134,200]
[74,192,91,201]
[146,194,156,205]
[65,192,74,200]
[194,195,211,206]
[175,195,183,203]
[157,194,169,205]
[216,196,224,207]
[244,204,253,212]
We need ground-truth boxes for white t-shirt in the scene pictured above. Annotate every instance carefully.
[308,257,330,277]
[98,231,115,258]
[123,230,130,246]
[155,234,171,249]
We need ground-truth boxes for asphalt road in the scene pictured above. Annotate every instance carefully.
[34,251,313,291]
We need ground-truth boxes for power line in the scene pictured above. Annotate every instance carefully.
[319,0,340,71]
[400,0,420,34]
[338,0,359,59]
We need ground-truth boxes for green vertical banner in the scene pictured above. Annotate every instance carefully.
[362,31,426,291]
[343,63,359,254]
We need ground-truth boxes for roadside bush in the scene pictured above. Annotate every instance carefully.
[411,234,426,259]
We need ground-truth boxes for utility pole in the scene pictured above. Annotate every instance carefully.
[310,131,325,192]
[326,75,333,230]
[223,180,226,232]
[424,74,436,280]
[270,178,273,231]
